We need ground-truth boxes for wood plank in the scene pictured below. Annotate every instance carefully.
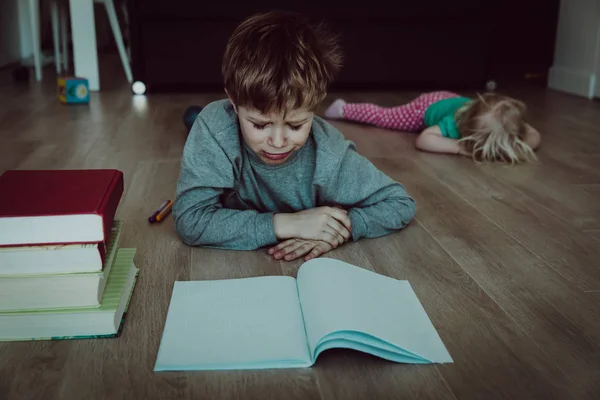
[369,157,600,396]
[587,292,600,300]
[2,342,72,400]
[389,151,600,292]
[188,220,320,400]
[86,105,187,163]
[186,369,321,400]
[0,140,43,173]
[3,71,600,399]
[328,120,412,159]
[477,155,600,230]
[578,184,600,203]
[530,113,600,156]
[357,223,573,400]
[186,243,456,400]
[546,155,600,185]
[292,244,457,400]
[587,230,600,243]
[54,160,191,400]
[313,349,457,400]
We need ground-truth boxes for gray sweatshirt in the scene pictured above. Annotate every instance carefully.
[173,99,416,250]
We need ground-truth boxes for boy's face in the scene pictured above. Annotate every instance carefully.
[233,103,314,165]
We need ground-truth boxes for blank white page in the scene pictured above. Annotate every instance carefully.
[296,258,453,363]
[154,276,311,371]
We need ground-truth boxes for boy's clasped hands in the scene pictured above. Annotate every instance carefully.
[269,206,352,262]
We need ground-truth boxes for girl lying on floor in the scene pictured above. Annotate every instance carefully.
[324,91,541,163]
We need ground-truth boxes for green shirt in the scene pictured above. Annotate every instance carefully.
[173,99,416,250]
[423,97,471,139]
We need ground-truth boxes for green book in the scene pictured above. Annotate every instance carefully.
[0,221,123,312]
[0,248,138,341]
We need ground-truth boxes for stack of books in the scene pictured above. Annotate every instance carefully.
[0,169,139,341]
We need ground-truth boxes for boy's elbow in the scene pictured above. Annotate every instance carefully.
[389,194,417,230]
[173,205,211,246]
[174,215,202,246]
[398,197,417,228]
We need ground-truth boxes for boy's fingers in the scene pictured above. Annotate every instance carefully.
[278,240,305,257]
[305,243,330,261]
[305,248,322,261]
[269,239,296,254]
[317,240,333,252]
[328,219,351,241]
[284,243,314,261]
[321,228,340,248]
[328,208,352,231]
[271,240,300,259]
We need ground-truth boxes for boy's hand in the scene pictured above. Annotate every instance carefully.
[268,239,333,261]
[273,207,352,248]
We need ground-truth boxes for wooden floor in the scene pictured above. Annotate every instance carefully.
[1,64,600,400]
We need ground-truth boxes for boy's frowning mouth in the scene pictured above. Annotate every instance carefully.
[262,150,292,161]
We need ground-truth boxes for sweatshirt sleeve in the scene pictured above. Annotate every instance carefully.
[172,116,278,250]
[324,144,417,241]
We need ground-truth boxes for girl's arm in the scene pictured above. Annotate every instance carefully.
[415,125,469,156]
[525,124,541,150]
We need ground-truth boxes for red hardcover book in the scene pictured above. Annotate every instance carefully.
[0,169,124,247]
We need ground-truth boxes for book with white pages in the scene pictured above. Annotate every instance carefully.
[0,221,123,311]
[0,221,122,276]
[154,257,453,371]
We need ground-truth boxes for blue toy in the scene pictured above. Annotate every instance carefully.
[58,77,90,104]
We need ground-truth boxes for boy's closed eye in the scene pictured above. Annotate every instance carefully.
[249,118,307,131]
[252,123,305,131]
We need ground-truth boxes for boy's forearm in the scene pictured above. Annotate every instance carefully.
[348,195,416,240]
[174,201,277,250]
[326,146,417,241]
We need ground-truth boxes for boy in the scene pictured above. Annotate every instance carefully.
[173,11,416,262]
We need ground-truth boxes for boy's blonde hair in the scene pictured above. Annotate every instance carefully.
[456,93,537,163]
[222,11,343,115]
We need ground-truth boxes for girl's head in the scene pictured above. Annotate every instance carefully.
[456,93,536,163]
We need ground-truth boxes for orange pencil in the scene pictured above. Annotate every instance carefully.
[155,200,173,222]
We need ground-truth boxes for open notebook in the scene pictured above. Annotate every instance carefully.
[154,258,453,371]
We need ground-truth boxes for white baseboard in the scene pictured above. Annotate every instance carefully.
[548,66,595,98]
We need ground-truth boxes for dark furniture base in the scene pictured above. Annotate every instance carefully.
[127,1,559,93]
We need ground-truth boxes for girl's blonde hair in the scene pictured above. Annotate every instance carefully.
[455,93,537,163]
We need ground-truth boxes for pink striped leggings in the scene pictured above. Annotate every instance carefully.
[341,91,460,132]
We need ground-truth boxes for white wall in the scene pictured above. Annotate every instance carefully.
[548,0,600,98]
[0,0,23,67]
[0,0,41,67]
[17,0,33,60]
[1,0,114,69]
